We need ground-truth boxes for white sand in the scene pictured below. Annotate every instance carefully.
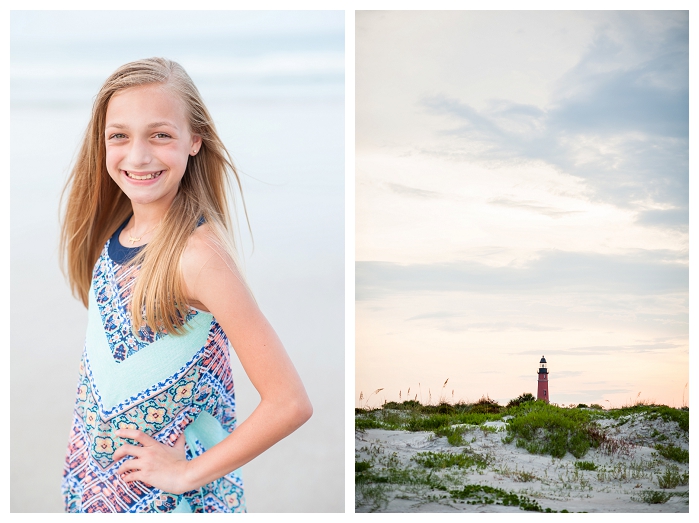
[355,412,689,513]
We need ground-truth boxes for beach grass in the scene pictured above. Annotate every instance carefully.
[575,461,598,471]
[602,404,688,431]
[412,449,490,470]
[503,401,599,459]
[654,443,689,463]
[355,449,565,512]
[356,397,688,460]
[631,490,674,504]
[356,395,688,512]
[449,484,566,512]
[656,465,689,489]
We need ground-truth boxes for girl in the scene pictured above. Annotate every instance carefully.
[59,57,312,513]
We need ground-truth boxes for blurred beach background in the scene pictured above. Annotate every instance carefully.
[11,10,344,512]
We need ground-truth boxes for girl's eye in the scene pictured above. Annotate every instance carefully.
[155,133,171,139]
[109,133,127,140]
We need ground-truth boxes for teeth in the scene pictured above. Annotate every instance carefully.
[126,171,162,180]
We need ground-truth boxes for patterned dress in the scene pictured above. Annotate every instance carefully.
[62,221,245,513]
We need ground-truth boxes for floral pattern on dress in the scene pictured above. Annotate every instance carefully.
[61,240,245,513]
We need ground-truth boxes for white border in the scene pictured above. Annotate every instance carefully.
[4,1,694,517]
[344,9,356,512]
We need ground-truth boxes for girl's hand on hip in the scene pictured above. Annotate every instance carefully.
[113,429,191,494]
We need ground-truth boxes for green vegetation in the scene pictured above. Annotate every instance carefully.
[355,465,447,489]
[355,457,449,510]
[650,428,669,442]
[355,417,383,431]
[381,400,422,410]
[503,401,600,458]
[598,404,688,432]
[513,470,537,482]
[357,398,689,462]
[470,395,502,414]
[405,412,501,432]
[354,440,564,512]
[434,425,468,446]
[506,393,536,409]
[356,453,564,513]
[654,444,689,464]
[574,461,597,471]
[412,450,490,470]
[631,490,673,504]
[591,460,658,483]
[356,460,372,473]
[656,465,689,489]
[355,401,503,433]
[449,484,564,512]
[356,396,689,512]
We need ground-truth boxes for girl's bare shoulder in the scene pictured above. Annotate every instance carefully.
[181,224,237,277]
[180,224,248,311]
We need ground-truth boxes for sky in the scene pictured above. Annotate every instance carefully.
[10,10,344,105]
[356,11,689,409]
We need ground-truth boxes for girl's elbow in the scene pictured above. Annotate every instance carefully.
[295,396,313,426]
[287,393,312,428]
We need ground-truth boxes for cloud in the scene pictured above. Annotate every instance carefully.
[405,313,557,330]
[419,14,688,218]
[356,249,688,300]
[386,182,442,199]
[488,198,582,218]
[406,311,461,321]
[405,313,560,331]
[550,54,688,138]
[636,208,689,229]
[516,341,682,356]
[437,321,562,333]
[551,371,584,378]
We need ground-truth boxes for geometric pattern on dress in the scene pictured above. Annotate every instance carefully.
[93,239,196,363]
[62,242,246,513]
[82,341,205,422]
[182,435,246,512]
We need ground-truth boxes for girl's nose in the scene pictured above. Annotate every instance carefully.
[127,138,152,166]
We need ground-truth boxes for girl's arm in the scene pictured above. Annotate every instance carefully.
[113,226,313,494]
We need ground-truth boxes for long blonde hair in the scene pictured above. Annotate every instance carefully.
[60,57,247,335]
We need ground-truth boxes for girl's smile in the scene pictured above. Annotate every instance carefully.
[104,84,201,210]
[124,170,164,181]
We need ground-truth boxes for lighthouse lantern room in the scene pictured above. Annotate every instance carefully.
[537,356,549,403]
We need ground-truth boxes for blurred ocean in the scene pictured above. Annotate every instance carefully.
[10,11,344,513]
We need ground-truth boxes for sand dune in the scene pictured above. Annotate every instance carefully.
[355,404,689,513]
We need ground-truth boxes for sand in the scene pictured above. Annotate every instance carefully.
[355,411,689,513]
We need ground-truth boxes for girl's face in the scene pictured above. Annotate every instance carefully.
[104,84,201,211]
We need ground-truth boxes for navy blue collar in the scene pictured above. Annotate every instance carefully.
[107,215,206,264]
[107,217,144,264]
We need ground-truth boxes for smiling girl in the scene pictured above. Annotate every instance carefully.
[59,57,312,513]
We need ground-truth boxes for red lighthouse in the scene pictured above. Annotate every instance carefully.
[537,356,549,403]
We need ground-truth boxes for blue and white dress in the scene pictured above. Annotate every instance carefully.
[62,220,245,512]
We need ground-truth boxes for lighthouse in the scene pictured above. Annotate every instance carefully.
[537,356,549,403]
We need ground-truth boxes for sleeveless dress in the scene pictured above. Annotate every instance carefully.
[61,220,246,513]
